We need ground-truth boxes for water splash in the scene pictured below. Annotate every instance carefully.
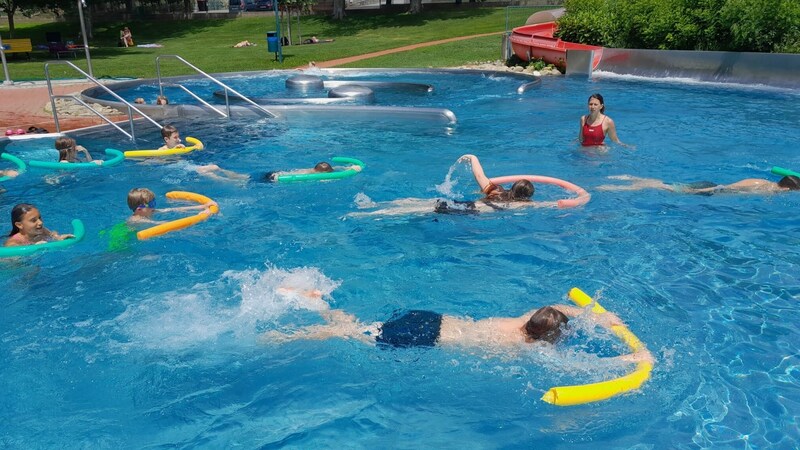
[116,266,339,351]
[434,160,468,199]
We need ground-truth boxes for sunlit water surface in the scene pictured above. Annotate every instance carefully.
[1,71,799,448]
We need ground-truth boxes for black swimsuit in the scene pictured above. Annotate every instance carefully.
[376,310,443,348]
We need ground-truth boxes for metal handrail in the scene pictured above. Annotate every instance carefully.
[51,95,134,139]
[162,82,228,118]
[156,54,276,119]
[44,60,163,141]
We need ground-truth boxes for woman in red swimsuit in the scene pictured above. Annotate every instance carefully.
[579,93,630,147]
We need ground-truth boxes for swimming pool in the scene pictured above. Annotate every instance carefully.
[2,70,799,447]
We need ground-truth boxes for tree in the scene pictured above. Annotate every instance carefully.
[409,0,421,13]
[1,0,55,37]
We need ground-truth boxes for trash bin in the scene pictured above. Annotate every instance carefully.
[267,31,279,53]
[197,0,208,11]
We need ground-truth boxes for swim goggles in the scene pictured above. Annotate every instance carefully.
[137,199,156,210]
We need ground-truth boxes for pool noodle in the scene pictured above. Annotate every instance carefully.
[0,219,85,258]
[124,137,203,158]
[489,174,590,208]
[136,191,219,240]
[771,166,800,178]
[276,156,365,183]
[28,149,125,169]
[0,153,26,181]
[540,288,652,406]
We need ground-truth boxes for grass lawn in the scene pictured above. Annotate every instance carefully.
[0,7,544,81]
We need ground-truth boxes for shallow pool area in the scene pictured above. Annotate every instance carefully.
[2,69,800,447]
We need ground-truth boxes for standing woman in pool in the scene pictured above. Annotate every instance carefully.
[5,204,74,247]
[579,93,631,148]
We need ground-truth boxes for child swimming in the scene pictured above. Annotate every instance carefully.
[4,203,74,247]
[158,125,184,151]
[127,188,216,224]
[263,161,362,182]
[55,137,102,165]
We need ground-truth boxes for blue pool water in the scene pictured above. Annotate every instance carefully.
[2,70,800,448]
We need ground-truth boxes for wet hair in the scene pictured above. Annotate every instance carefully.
[314,162,334,172]
[55,136,78,162]
[492,180,535,201]
[588,93,606,114]
[161,124,178,140]
[509,180,534,200]
[9,203,37,236]
[156,95,169,105]
[127,187,156,211]
[523,306,569,343]
[778,175,800,191]
[262,171,278,183]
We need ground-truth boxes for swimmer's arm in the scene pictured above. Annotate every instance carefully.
[606,119,635,149]
[1,170,19,178]
[336,165,362,172]
[578,115,586,144]
[42,227,74,242]
[75,145,93,161]
[458,154,492,192]
[159,201,217,213]
[614,348,654,365]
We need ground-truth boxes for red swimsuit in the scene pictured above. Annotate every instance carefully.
[581,116,606,146]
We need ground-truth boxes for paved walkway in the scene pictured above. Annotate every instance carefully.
[0,31,503,133]
[310,31,503,68]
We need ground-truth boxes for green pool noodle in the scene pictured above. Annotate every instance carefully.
[771,166,800,178]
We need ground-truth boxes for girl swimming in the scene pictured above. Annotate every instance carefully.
[55,137,101,165]
[5,204,74,247]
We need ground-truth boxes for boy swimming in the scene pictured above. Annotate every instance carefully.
[127,188,216,223]
[158,125,184,150]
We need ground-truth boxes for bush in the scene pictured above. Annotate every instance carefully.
[557,0,799,52]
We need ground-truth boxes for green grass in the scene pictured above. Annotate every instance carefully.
[0,7,543,80]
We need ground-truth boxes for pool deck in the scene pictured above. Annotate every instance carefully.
[0,80,129,134]
[0,31,504,134]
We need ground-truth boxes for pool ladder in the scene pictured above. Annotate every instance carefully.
[155,55,276,119]
[44,60,164,141]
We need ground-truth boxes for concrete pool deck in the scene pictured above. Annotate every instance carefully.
[0,80,129,133]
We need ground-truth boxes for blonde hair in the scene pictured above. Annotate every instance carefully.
[55,137,77,162]
[127,187,155,211]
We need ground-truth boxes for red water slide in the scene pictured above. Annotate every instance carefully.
[509,22,603,70]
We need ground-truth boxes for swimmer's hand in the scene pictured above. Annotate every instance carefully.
[195,164,220,174]
[56,233,76,241]
[2,170,19,178]
[261,330,293,344]
[350,165,362,172]
[617,349,654,365]
[594,311,623,328]
[458,154,476,163]
[277,287,323,299]
[200,201,218,215]
[92,160,103,166]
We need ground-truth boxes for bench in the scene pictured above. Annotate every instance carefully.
[47,42,80,59]
[1,38,33,60]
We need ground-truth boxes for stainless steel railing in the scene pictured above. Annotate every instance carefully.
[156,54,275,119]
[45,61,163,141]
